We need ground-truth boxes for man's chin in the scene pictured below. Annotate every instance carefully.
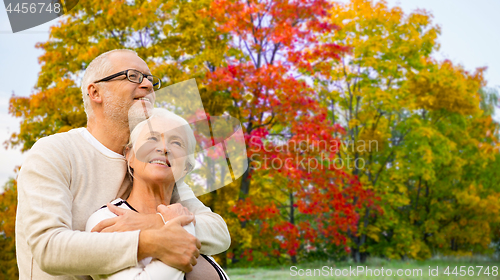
[128,103,153,131]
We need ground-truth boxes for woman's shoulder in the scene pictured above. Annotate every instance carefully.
[175,182,197,202]
[85,198,125,232]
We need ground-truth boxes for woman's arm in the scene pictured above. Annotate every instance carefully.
[95,261,184,280]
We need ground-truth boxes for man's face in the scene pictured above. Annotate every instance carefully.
[98,52,156,125]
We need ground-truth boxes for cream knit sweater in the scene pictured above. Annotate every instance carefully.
[16,128,230,280]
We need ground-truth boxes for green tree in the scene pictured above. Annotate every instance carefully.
[318,0,440,262]
[319,0,500,261]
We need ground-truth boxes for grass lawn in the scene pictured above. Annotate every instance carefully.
[226,257,500,280]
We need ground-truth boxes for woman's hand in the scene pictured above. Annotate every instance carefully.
[157,203,196,225]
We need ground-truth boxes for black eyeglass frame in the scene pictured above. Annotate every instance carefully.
[93,69,161,90]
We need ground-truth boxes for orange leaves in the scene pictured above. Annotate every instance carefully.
[8,77,85,151]
[273,222,300,256]
[0,180,17,239]
[232,197,279,222]
[210,0,334,48]
[209,0,341,64]
[209,0,249,34]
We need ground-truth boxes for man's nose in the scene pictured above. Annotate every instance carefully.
[160,134,168,154]
[140,77,153,91]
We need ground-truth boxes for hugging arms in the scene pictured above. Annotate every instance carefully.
[15,49,230,279]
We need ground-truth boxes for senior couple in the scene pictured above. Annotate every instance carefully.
[16,49,230,279]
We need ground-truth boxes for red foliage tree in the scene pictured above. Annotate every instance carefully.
[205,0,376,263]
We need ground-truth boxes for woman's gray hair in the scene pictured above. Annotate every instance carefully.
[81,49,138,119]
[126,108,197,183]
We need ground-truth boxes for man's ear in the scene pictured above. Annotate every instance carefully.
[87,83,103,103]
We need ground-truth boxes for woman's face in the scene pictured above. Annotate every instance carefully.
[128,117,190,184]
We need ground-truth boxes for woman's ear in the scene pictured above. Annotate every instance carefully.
[182,162,193,177]
[125,147,135,179]
[125,146,135,168]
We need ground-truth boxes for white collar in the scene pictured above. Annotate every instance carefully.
[77,128,125,159]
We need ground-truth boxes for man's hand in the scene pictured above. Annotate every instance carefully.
[91,203,164,232]
[157,203,196,225]
[139,215,201,272]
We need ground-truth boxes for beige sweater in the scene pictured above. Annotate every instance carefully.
[16,128,230,280]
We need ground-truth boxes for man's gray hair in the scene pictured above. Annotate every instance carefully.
[81,49,138,119]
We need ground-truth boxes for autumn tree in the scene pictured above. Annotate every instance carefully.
[397,66,500,257]
[314,0,441,262]
[318,0,500,261]
[205,0,377,265]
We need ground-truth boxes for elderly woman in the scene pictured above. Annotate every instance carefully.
[86,108,229,280]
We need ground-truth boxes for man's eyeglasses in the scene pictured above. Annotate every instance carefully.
[94,69,161,90]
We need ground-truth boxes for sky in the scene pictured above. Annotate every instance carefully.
[0,7,53,191]
[0,0,499,191]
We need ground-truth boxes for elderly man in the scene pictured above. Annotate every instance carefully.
[15,49,230,279]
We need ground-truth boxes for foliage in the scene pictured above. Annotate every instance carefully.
[204,0,379,265]
[0,179,18,279]
[318,0,500,261]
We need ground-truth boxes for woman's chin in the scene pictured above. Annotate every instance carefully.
[134,163,183,185]
[136,171,174,185]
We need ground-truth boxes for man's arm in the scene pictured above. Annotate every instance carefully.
[17,137,140,275]
[86,207,200,273]
[86,209,198,278]
[17,136,198,275]
[172,182,231,255]
[137,219,200,272]
[95,183,231,256]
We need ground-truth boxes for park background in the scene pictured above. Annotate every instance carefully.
[1,0,500,279]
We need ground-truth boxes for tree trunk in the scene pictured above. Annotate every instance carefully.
[230,158,252,265]
[239,162,251,200]
[350,208,370,263]
[289,191,297,264]
[238,165,251,229]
